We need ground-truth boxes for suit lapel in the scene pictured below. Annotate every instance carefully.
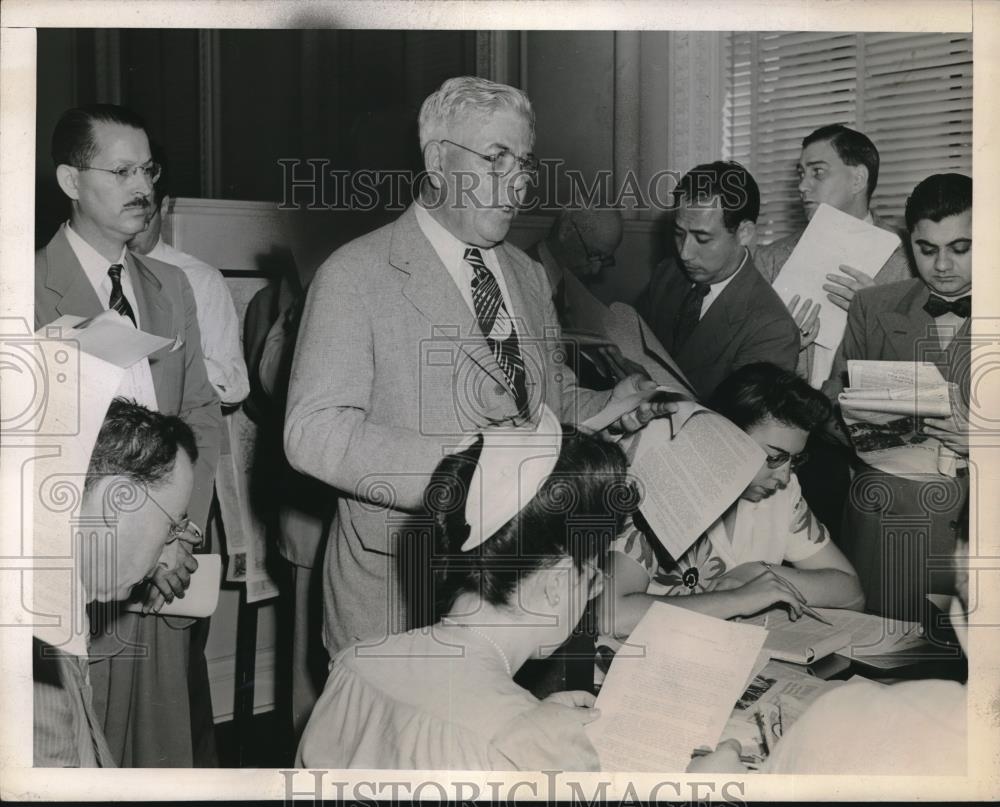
[128,253,171,338]
[43,229,105,319]
[876,282,969,381]
[391,206,510,393]
[678,260,753,366]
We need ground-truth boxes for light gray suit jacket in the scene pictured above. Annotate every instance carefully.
[284,204,612,653]
[35,228,222,529]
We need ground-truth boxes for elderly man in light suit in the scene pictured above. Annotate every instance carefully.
[35,104,221,767]
[285,76,670,657]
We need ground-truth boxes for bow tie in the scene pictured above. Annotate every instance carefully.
[923,294,971,319]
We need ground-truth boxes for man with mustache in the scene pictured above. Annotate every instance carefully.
[35,104,222,766]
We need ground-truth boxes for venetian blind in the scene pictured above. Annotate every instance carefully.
[723,32,972,245]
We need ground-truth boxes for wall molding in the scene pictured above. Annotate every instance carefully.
[207,647,276,723]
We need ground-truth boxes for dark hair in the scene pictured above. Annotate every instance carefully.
[84,398,197,492]
[802,124,880,201]
[708,362,832,433]
[673,160,760,231]
[426,426,630,619]
[51,104,148,169]
[904,173,972,232]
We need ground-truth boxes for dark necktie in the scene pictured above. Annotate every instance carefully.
[673,281,711,350]
[923,294,971,319]
[107,263,137,327]
[465,247,528,413]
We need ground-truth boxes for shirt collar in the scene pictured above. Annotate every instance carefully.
[63,221,129,289]
[414,202,494,268]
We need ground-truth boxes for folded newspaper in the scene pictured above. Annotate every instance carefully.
[839,360,955,475]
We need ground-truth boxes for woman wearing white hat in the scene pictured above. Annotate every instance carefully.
[296,406,629,770]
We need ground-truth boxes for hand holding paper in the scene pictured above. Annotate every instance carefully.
[823,263,877,311]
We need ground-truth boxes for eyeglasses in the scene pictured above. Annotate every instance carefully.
[570,218,615,269]
[439,139,539,180]
[77,161,162,184]
[764,450,809,470]
[145,491,204,548]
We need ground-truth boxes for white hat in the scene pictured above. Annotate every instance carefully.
[459,404,563,551]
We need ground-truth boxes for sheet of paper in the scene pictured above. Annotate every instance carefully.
[30,344,124,656]
[606,302,695,397]
[772,203,901,350]
[44,311,172,369]
[744,610,851,663]
[587,602,767,772]
[631,415,766,560]
[125,554,222,618]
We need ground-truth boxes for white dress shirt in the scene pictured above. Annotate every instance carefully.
[699,247,748,318]
[414,203,518,332]
[63,222,159,411]
[145,237,250,404]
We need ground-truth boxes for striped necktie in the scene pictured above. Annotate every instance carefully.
[107,263,137,327]
[465,247,528,412]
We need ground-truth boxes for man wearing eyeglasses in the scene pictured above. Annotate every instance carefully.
[285,76,673,658]
[34,105,222,767]
[34,398,199,767]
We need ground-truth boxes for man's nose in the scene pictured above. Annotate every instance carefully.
[798,174,810,195]
[679,236,696,262]
[934,250,952,272]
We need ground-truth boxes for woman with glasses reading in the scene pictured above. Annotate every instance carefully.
[598,363,864,666]
[296,407,629,770]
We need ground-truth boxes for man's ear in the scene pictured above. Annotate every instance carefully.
[423,142,444,189]
[851,164,869,198]
[55,164,80,201]
[735,218,756,248]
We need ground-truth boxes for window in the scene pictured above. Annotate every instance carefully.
[723,32,972,245]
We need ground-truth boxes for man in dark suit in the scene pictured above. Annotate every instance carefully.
[285,76,673,659]
[637,160,800,400]
[34,104,222,766]
[827,173,971,619]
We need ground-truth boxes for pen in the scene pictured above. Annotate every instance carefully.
[691,746,759,764]
[760,562,833,626]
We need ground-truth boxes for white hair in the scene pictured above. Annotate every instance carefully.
[418,76,535,150]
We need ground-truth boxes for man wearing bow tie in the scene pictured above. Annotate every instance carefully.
[826,173,971,618]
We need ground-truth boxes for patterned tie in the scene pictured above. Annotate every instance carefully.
[673,281,711,350]
[923,294,971,319]
[465,247,528,412]
[107,263,137,327]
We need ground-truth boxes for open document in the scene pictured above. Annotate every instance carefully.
[839,360,955,476]
[587,602,767,772]
[629,407,766,560]
[562,285,695,397]
[771,203,901,350]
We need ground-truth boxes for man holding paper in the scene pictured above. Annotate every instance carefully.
[638,161,799,400]
[826,173,971,619]
[755,124,913,382]
[35,104,222,766]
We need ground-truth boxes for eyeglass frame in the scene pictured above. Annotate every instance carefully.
[144,490,204,549]
[763,449,809,471]
[438,139,539,180]
[76,161,162,184]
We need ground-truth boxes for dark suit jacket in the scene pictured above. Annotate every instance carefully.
[825,278,971,400]
[35,228,222,528]
[637,252,800,399]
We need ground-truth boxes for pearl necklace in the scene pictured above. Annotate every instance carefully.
[441,617,513,677]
